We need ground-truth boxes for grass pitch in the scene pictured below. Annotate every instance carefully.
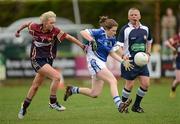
[0,78,179,124]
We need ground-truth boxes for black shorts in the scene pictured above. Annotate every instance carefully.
[121,59,149,80]
[31,58,53,72]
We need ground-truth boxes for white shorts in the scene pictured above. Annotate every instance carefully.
[86,49,106,76]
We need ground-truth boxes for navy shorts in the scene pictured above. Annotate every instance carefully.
[176,56,180,69]
[31,58,53,72]
[121,60,149,80]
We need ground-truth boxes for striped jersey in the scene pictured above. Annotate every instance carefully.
[28,23,67,59]
[117,22,153,57]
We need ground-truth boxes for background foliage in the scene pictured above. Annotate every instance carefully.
[0,0,179,28]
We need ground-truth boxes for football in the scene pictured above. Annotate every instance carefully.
[134,52,149,66]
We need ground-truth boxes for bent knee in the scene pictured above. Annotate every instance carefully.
[141,83,150,90]
[90,92,99,98]
[52,74,61,82]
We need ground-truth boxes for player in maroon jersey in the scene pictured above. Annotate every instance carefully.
[15,11,86,119]
[165,32,180,98]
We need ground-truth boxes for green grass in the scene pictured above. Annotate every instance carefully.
[0,78,180,124]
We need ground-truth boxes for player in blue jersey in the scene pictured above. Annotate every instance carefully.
[117,8,153,113]
[64,16,133,113]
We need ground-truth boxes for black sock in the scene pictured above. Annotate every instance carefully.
[172,86,176,92]
[133,95,143,107]
[50,95,57,104]
[133,87,147,107]
[23,98,32,110]
[171,83,179,92]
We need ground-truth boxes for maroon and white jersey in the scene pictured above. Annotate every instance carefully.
[169,33,180,54]
[28,23,67,59]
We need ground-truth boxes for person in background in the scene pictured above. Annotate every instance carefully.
[117,8,153,113]
[64,16,133,113]
[161,8,177,56]
[15,11,86,119]
[165,31,180,98]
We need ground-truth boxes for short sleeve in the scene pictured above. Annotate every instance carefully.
[55,27,67,41]
[147,28,153,44]
[87,29,101,38]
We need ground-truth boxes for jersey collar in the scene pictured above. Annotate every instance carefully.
[128,22,142,29]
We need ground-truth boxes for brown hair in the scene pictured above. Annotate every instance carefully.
[99,16,118,30]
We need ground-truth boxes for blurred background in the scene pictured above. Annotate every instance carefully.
[0,0,179,79]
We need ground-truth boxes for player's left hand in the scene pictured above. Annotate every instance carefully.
[121,59,134,71]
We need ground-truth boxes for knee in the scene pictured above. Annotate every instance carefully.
[52,74,61,82]
[90,91,99,98]
[141,82,150,90]
[108,78,118,86]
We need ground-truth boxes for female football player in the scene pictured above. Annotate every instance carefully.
[64,16,133,113]
[15,11,86,119]
[165,32,180,98]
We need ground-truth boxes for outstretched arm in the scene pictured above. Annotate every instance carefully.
[80,30,94,41]
[80,30,97,51]
[110,51,134,71]
[65,34,85,50]
[15,22,31,37]
[109,52,124,63]
[57,30,85,50]
[165,38,176,52]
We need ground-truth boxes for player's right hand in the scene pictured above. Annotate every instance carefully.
[121,59,134,71]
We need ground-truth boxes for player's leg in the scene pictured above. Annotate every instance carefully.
[64,77,104,101]
[97,67,132,112]
[18,73,45,119]
[121,80,134,113]
[132,76,150,113]
[122,80,134,102]
[78,78,104,97]
[64,54,106,100]
[38,64,66,111]
[170,69,180,98]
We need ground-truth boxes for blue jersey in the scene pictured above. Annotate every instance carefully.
[117,22,153,57]
[87,27,117,62]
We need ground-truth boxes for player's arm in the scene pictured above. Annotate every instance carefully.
[80,30,94,42]
[15,22,32,37]
[146,43,152,56]
[109,51,123,63]
[80,30,97,51]
[57,31,86,50]
[145,29,153,57]
[165,38,176,52]
[109,51,134,71]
